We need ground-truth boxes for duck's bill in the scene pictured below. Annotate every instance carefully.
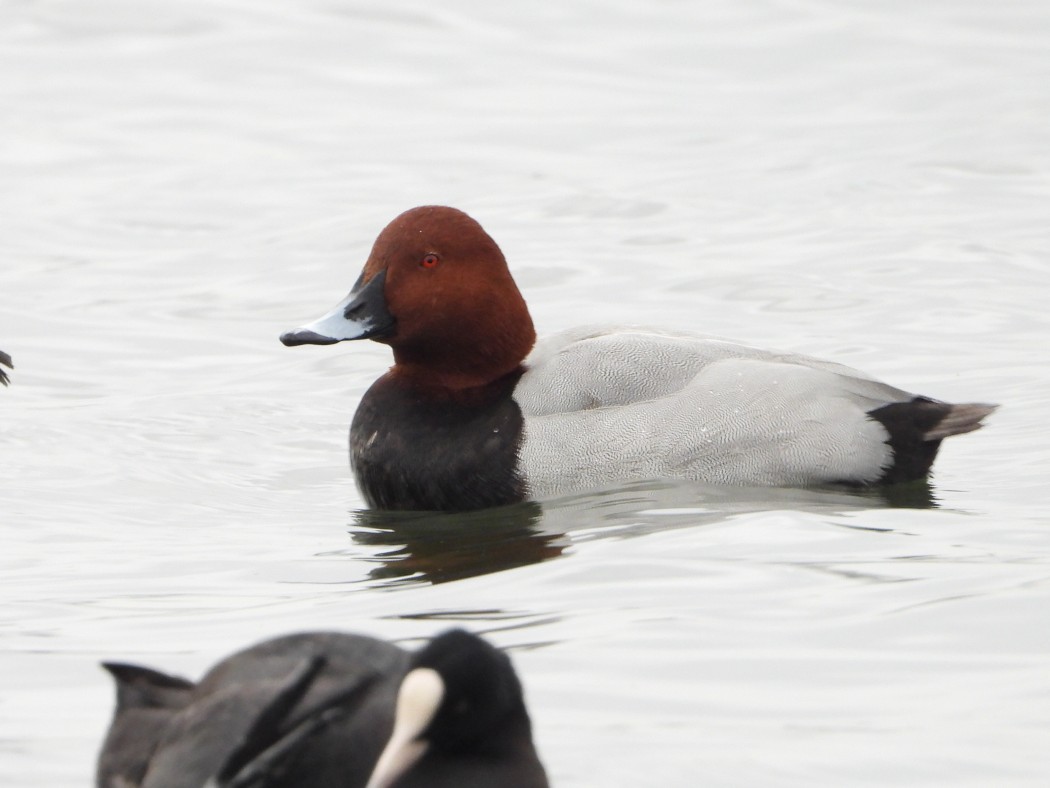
[280,270,394,346]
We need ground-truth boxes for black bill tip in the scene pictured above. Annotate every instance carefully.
[279,330,341,347]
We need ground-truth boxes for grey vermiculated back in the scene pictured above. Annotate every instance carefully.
[516,326,907,411]
[514,326,913,496]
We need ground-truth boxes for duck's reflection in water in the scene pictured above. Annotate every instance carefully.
[348,478,938,585]
[350,502,567,584]
[851,479,939,509]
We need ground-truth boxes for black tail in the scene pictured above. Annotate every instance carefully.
[868,398,997,484]
[923,402,998,441]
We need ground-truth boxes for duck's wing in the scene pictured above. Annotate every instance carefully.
[196,633,405,697]
[100,635,411,788]
[516,326,908,416]
[209,655,330,787]
[168,633,408,788]
[515,327,920,493]
[140,656,327,788]
[215,671,386,788]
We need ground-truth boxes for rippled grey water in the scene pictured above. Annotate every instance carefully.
[2,0,1049,785]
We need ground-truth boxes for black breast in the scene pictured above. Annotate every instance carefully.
[349,372,526,511]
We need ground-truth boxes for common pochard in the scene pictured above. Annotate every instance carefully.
[281,206,996,512]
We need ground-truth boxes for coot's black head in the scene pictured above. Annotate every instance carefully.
[414,628,527,753]
[365,628,546,788]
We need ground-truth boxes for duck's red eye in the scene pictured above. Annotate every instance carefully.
[421,253,440,269]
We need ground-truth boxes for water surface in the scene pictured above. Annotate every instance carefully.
[2,1,1049,785]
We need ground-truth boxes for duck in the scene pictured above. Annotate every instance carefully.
[96,628,548,788]
[0,350,11,386]
[280,206,996,512]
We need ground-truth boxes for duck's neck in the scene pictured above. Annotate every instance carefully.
[388,323,536,394]
[388,361,525,398]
